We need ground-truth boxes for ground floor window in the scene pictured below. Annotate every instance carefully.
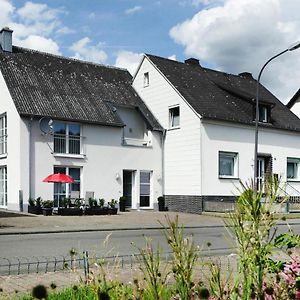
[140,171,151,207]
[287,158,300,180]
[0,166,7,207]
[53,166,81,206]
[219,151,238,178]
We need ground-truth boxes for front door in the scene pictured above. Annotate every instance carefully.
[123,170,133,208]
[257,158,265,192]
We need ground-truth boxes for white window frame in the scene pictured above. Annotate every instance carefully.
[53,122,82,155]
[0,166,7,207]
[219,151,238,179]
[259,106,268,123]
[143,72,149,87]
[0,114,7,155]
[53,166,81,206]
[139,170,152,208]
[169,105,180,129]
[287,158,300,181]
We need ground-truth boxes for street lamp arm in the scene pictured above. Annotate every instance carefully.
[257,49,289,82]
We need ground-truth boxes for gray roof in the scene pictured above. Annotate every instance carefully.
[287,89,300,109]
[146,54,300,132]
[0,46,162,131]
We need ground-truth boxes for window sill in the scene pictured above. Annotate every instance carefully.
[122,138,152,148]
[219,176,239,180]
[287,179,300,183]
[168,126,180,131]
[0,153,7,159]
[53,153,85,159]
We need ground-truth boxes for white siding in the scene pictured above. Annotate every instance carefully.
[28,119,162,210]
[201,120,300,196]
[133,58,201,196]
[0,71,22,210]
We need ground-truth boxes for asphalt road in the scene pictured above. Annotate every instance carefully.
[1,223,299,260]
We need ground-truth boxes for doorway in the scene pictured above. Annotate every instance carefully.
[123,170,134,208]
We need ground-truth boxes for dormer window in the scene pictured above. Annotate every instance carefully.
[259,105,269,123]
[143,72,149,87]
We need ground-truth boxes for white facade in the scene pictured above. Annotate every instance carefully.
[0,68,163,211]
[133,56,300,203]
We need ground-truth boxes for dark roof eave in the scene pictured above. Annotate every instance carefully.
[20,113,125,128]
[287,88,300,108]
[201,116,300,133]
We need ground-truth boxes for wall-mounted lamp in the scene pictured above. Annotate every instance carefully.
[115,172,120,180]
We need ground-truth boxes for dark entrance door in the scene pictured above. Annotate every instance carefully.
[123,170,133,208]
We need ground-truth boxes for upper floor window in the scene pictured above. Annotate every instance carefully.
[53,122,81,154]
[219,151,238,178]
[0,114,7,155]
[287,158,300,180]
[143,72,149,87]
[169,106,180,128]
[258,105,269,123]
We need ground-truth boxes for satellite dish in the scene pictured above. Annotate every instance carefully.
[39,117,53,135]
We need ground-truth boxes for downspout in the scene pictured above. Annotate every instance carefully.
[28,117,33,200]
[161,129,166,197]
[199,117,203,212]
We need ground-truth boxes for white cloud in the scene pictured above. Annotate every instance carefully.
[17,1,63,23]
[70,37,108,63]
[170,0,300,102]
[125,6,142,15]
[17,35,61,55]
[115,50,143,75]
[0,0,15,25]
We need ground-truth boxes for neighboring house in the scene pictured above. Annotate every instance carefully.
[132,54,300,213]
[287,89,300,114]
[0,28,163,211]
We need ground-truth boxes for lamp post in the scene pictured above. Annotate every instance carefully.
[254,41,300,193]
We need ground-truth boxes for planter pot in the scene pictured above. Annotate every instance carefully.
[108,208,118,215]
[58,207,83,216]
[119,202,126,212]
[85,207,108,215]
[28,206,42,215]
[42,208,53,216]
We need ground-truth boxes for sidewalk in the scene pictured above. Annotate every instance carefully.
[1,210,299,235]
[0,210,227,235]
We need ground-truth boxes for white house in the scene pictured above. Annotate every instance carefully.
[0,28,163,212]
[133,54,300,213]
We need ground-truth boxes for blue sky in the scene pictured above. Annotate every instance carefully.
[1,0,300,102]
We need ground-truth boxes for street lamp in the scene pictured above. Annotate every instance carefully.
[254,41,300,193]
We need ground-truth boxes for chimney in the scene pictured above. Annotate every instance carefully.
[0,27,13,52]
[184,58,200,66]
[238,72,253,78]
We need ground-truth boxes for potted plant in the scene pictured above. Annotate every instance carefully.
[86,198,107,215]
[42,200,53,216]
[158,196,167,211]
[119,196,126,212]
[58,197,83,216]
[28,197,43,214]
[108,199,118,215]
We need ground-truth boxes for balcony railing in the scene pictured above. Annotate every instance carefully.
[54,134,83,155]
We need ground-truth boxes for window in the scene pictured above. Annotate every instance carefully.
[140,171,151,207]
[287,158,300,180]
[143,72,149,87]
[53,166,81,206]
[0,166,7,207]
[258,105,269,123]
[169,106,180,128]
[53,122,81,154]
[0,114,7,155]
[219,151,238,178]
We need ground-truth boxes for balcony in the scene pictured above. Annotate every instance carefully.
[53,134,85,157]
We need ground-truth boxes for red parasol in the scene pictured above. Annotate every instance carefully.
[43,173,74,183]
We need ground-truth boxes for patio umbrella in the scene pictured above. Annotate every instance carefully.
[43,173,74,207]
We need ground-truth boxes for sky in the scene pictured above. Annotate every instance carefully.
[0,0,300,103]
